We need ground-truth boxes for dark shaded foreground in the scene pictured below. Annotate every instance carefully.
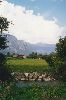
[0,80,66,100]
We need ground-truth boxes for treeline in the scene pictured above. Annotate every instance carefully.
[27,52,44,59]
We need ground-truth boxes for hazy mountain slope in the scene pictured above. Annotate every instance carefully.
[1,34,56,55]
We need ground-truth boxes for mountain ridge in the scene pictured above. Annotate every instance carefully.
[1,34,56,55]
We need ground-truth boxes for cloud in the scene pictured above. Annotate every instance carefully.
[0,0,65,44]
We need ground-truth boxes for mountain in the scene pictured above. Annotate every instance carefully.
[1,34,56,55]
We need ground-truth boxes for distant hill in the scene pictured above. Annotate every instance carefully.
[1,34,56,55]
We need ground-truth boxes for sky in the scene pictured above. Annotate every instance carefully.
[0,0,66,44]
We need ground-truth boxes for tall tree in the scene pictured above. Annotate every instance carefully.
[0,17,12,82]
[0,17,9,64]
[55,36,66,81]
[0,17,9,34]
[56,36,66,62]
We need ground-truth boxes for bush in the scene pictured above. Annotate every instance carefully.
[44,52,66,81]
[56,63,66,81]
[0,54,13,82]
[0,53,6,64]
[0,64,12,82]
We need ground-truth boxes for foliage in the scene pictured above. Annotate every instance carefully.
[0,81,66,100]
[37,53,43,59]
[56,36,66,62]
[0,34,8,50]
[0,17,9,51]
[56,64,66,81]
[0,64,12,82]
[44,53,62,68]
[0,53,6,65]
[7,52,11,57]
[0,17,9,34]
[55,36,66,81]
[0,16,12,82]
[28,52,38,59]
[44,36,66,81]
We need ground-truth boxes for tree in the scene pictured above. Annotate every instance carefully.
[7,52,11,57]
[0,17,12,82]
[0,34,7,50]
[37,53,43,59]
[44,52,62,75]
[0,17,9,64]
[28,52,37,59]
[56,36,66,81]
[56,36,66,62]
[0,17,9,34]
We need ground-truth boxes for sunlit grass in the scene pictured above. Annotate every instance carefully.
[7,58,49,72]
[7,58,48,66]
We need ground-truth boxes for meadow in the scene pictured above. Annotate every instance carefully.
[0,57,66,100]
[7,57,49,73]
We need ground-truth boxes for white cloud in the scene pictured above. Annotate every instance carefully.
[0,0,65,44]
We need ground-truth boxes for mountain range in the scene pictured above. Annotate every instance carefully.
[1,34,56,55]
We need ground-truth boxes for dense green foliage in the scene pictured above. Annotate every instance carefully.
[44,36,66,81]
[56,36,66,61]
[56,36,66,81]
[0,17,9,64]
[0,81,66,100]
[0,17,12,82]
[44,53,61,70]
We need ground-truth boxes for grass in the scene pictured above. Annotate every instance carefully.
[7,58,49,73]
[0,81,66,100]
[0,57,66,100]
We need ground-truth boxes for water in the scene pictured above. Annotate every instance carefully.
[16,80,57,88]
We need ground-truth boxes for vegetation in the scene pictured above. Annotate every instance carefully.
[0,16,12,82]
[0,81,66,100]
[0,15,66,100]
[44,36,66,81]
[28,52,38,59]
[7,58,49,73]
[0,17,9,34]
[56,36,66,62]
[28,52,44,59]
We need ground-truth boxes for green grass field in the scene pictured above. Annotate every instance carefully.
[7,58,49,73]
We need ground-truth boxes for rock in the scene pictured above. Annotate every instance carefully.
[28,73,33,80]
[21,78,25,81]
[44,77,51,81]
[24,73,29,77]
[11,72,15,76]
[14,72,55,82]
